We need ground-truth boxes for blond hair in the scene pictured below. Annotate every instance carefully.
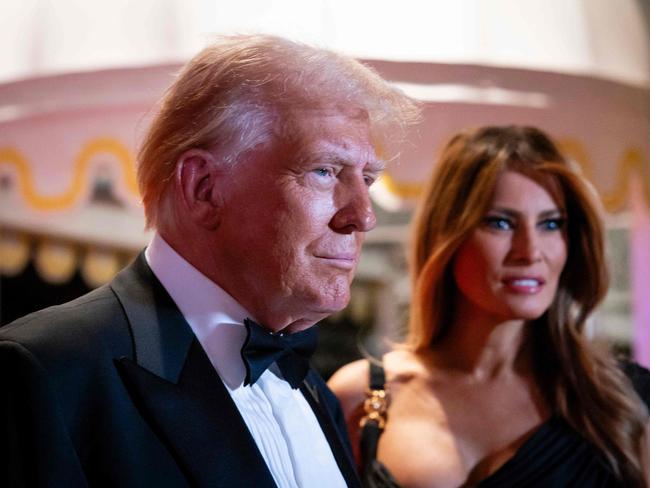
[138,34,419,229]
[408,125,648,485]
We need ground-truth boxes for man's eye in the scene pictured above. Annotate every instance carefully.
[484,216,513,230]
[363,174,377,187]
[313,168,335,178]
[540,218,565,231]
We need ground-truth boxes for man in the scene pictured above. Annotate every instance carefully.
[0,35,418,487]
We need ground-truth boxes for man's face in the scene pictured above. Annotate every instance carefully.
[212,112,382,332]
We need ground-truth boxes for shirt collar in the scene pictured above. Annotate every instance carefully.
[145,232,252,389]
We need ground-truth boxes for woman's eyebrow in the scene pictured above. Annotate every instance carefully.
[488,207,563,218]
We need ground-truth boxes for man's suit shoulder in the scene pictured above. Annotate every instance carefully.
[0,284,133,374]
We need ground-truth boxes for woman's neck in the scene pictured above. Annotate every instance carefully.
[428,298,534,381]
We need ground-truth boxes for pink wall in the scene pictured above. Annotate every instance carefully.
[632,180,650,368]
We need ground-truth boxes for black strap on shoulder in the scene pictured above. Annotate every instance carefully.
[369,361,386,390]
[360,360,388,485]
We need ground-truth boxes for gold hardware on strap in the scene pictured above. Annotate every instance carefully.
[359,388,388,430]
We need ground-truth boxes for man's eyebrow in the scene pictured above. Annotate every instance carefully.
[367,159,387,173]
[294,150,341,167]
[299,150,386,172]
[336,157,386,175]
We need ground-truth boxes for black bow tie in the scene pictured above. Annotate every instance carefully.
[240,318,318,389]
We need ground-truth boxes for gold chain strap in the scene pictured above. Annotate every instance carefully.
[359,387,388,430]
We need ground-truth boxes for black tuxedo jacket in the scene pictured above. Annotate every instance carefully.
[0,254,360,487]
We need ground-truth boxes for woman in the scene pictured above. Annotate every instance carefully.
[329,126,650,487]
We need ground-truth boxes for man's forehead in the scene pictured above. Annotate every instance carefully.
[294,109,372,140]
[291,105,369,121]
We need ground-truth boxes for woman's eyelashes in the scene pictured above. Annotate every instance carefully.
[539,217,565,231]
[484,215,514,230]
[483,215,566,232]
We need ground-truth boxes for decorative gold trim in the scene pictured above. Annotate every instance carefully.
[379,171,423,199]
[378,143,649,213]
[0,138,138,211]
[2,137,648,213]
[601,148,650,213]
[557,138,594,180]
[557,139,650,212]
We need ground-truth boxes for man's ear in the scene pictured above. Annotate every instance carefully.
[175,149,224,230]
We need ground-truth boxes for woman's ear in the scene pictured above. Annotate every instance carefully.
[175,149,224,230]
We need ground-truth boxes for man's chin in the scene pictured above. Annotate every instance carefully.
[308,294,350,320]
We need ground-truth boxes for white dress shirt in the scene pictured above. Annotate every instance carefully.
[145,233,347,488]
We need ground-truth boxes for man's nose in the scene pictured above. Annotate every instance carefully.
[330,180,377,234]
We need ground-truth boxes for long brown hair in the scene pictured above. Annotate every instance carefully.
[408,125,648,485]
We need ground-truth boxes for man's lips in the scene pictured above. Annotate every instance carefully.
[502,276,546,294]
[315,254,357,270]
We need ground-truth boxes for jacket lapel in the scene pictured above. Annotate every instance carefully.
[111,255,276,487]
[300,372,361,488]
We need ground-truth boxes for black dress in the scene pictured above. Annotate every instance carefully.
[360,362,650,488]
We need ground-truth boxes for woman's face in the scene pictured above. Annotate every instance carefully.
[452,170,568,322]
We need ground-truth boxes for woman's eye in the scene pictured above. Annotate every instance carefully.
[540,218,565,231]
[484,216,513,230]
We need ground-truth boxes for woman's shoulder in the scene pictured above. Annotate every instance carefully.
[383,349,426,378]
[327,350,414,398]
[328,359,371,414]
[328,349,425,406]
[329,359,370,391]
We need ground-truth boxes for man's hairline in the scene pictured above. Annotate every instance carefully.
[226,105,381,167]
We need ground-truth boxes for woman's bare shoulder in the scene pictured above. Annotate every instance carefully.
[384,348,428,382]
[328,359,370,409]
[328,350,427,407]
